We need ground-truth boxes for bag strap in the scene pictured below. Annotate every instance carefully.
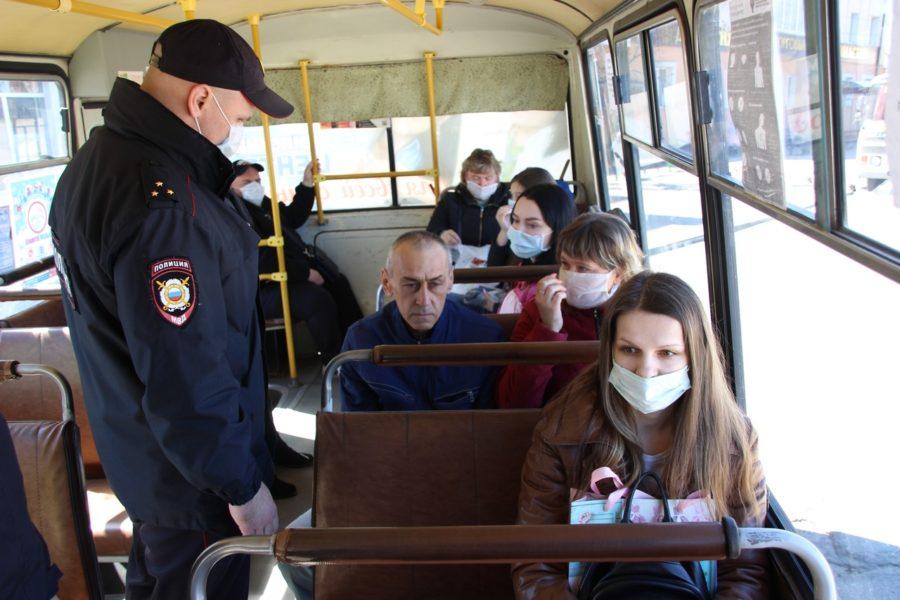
[621,471,673,523]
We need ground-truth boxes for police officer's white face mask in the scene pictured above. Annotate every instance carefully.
[195,92,243,158]
[240,181,265,206]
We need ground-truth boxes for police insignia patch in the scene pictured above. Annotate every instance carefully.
[149,257,196,327]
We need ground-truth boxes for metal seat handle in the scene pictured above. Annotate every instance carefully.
[0,360,74,422]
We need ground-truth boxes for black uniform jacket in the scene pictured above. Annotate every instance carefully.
[426,182,510,247]
[49,78,273,531]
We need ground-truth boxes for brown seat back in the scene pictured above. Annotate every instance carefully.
[0,298,67,328]
[485,312,519,338]
[0,327,102,478]
[8,419,102,599]
[313,409,541,599]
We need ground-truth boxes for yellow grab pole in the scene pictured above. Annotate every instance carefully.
[10,0,176,28]
[179,0,196,20]
[380,0,441,35]
[299,60,326,226]
[434,0,444,30]
[424,52,441,201]
[414,0,425,16]
[319,169,432,182]
[249,14,299,381]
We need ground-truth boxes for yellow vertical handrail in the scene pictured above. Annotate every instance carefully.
[434,0,445,30]
[299,61,326,226]
[179,0,196,20]
[249,14,299,381]
[424,52,440,201]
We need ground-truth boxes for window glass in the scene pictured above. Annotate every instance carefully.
[697,0,819,216]
[836,0,899,251]
[238,121,392,211]
[0,78,68,168]
[616,34,654,144]
[728,195,900,597]
[648,21,694,159]
[392,110,571,207]
[0,163,64,319]
[586,40,631,221]
[636,148,710,310]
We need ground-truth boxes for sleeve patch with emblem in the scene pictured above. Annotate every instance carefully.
[149,257,196,327]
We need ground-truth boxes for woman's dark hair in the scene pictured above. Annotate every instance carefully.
[511,167,555,190]
[517,183,577,258]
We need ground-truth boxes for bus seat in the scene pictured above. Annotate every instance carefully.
[313,409,541,599]
[0,327,134,558]
[485,312,519,338]
[0,327,102,478]
[0,298,67,328]
[4,361,103,599]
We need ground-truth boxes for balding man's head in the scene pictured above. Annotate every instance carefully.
[382,232,453,332]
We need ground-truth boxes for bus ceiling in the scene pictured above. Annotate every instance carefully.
[0,1,612,58]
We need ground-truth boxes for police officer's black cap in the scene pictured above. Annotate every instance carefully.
[151,19,294,119]
[233,160,265,176]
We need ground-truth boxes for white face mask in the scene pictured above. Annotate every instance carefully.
[466,180,499,203]
[558,269,617,309]
[195,92,243,158]
[240,181,265,206]
[608,361,691,415]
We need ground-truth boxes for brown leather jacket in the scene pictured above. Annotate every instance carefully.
[513,390,771,599]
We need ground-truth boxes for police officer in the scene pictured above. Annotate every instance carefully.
[49,20,293,599]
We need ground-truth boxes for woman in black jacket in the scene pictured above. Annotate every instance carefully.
[426,148,510,247]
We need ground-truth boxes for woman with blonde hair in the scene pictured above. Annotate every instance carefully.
[514,271,769,598]
[497,212,642,408]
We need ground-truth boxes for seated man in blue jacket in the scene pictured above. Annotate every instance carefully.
[340,230,505,411]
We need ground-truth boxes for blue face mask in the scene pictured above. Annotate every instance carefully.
[507,227,548,259]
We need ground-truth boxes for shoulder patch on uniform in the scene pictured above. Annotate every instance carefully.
[149,257,196,327]
[140,161,188,211]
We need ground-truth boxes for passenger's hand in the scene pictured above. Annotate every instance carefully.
[308,269,325,285]
[302,160,321,188]
[535,274,566,332]
[495,205,512,231]
[229,482,279,536]
[440,229,462,246]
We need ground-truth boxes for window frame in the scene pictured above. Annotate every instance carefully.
[692,0,899,283]
[0,64,72,177]
[614,10,699,176]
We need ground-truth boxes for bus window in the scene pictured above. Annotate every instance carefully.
[636,148,710,312]
[697,0,820,216]
[393,110,571,207]
[616,34,654,145]
[0,77,68,168]
[236,120,393,211]
[726,193,900,580]
[586,39,631,221]
[648,20,694,160]
[837,1,899,251]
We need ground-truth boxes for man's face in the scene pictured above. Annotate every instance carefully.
[382,242,453,332]
[230,167,261,195]
[195,87,253,146]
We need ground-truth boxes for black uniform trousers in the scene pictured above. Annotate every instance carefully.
[126,520,248,600]
[259,274,361,365]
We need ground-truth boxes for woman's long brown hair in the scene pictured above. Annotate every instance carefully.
[567,271,764,521]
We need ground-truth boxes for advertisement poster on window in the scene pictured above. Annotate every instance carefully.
[10,174,55,285]
[727,0,786,207]
[0,206,13,273]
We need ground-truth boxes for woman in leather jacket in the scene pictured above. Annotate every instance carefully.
[514,271,770,599]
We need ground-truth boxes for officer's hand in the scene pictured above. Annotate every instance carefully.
[535,274,566,333]
[440,229,462,246]
[308,269,325,286]
[228,482,279,536]
[302,160,321,188]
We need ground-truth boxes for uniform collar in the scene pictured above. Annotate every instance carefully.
[103,78,235,197]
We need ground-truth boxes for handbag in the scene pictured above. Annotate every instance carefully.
[577,471,714,600]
